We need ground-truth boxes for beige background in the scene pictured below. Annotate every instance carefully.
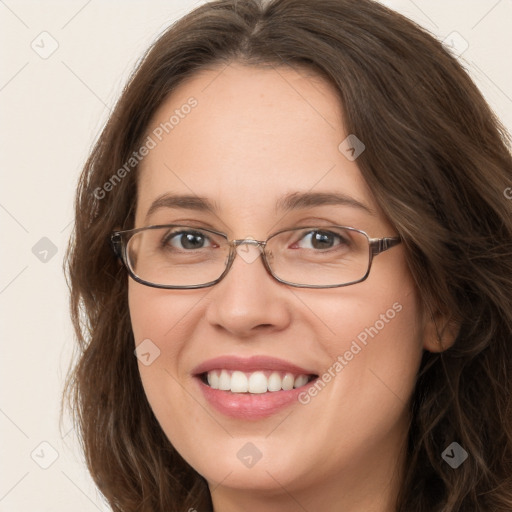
[1,1,511,510]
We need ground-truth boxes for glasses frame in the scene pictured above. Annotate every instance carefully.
[110,224,402,289]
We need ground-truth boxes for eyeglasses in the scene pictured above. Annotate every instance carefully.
[110,224,401,289]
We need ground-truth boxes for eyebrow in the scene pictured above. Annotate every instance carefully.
[145,194,217,220]
[144,191,376,220]
[276,191,376,216]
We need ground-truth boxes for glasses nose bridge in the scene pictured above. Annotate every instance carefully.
[230,238,267,250]
[226,238,270,272]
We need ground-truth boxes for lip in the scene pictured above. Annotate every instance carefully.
[192,355,318,420]
[191,355,317,376]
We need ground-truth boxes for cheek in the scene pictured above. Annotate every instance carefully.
[283,284,424,479]
[309,280,424,430]
[340,293,419,360]
[127,282,209,430]
[128,282,208,352]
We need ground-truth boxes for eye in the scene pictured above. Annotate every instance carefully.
[295,230,348,250]
[163,229,214,250]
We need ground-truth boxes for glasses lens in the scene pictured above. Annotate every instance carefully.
[266,226,370,286]
[126,226,229,287]
[123,225,371,288]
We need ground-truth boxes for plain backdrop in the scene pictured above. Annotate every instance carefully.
[1,1,511,510]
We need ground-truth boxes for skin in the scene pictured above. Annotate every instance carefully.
[129,62,455,512]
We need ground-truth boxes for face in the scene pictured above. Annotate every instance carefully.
[128,62,430,506]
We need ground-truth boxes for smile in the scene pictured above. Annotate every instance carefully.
[193,356,319,419]
[202,369,316,394]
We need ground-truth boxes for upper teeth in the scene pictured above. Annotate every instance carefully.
[206,370,310,394]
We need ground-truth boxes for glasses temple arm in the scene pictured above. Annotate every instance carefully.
[110,233,124,259]
[370,236,402,256]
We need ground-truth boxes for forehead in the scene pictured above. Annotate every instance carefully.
[135,62,380,231]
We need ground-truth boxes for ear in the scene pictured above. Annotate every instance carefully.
[422,307,460,353]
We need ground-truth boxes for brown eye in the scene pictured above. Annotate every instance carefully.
[163,230,212,250]
[295,230,348,250]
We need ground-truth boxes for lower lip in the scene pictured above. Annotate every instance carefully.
[196,377,315,420]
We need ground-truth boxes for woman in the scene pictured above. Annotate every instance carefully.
[64,0,512,510]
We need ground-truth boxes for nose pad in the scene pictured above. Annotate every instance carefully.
[234,237,263,265]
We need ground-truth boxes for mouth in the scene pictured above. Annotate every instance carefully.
[192,355,319,419]
[199,369,317,394]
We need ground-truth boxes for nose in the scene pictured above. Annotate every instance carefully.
[204,240,292,338]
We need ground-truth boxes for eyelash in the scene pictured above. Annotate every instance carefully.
[161,228,349,251]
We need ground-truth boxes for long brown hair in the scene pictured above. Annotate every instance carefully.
[64,0,512,510]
